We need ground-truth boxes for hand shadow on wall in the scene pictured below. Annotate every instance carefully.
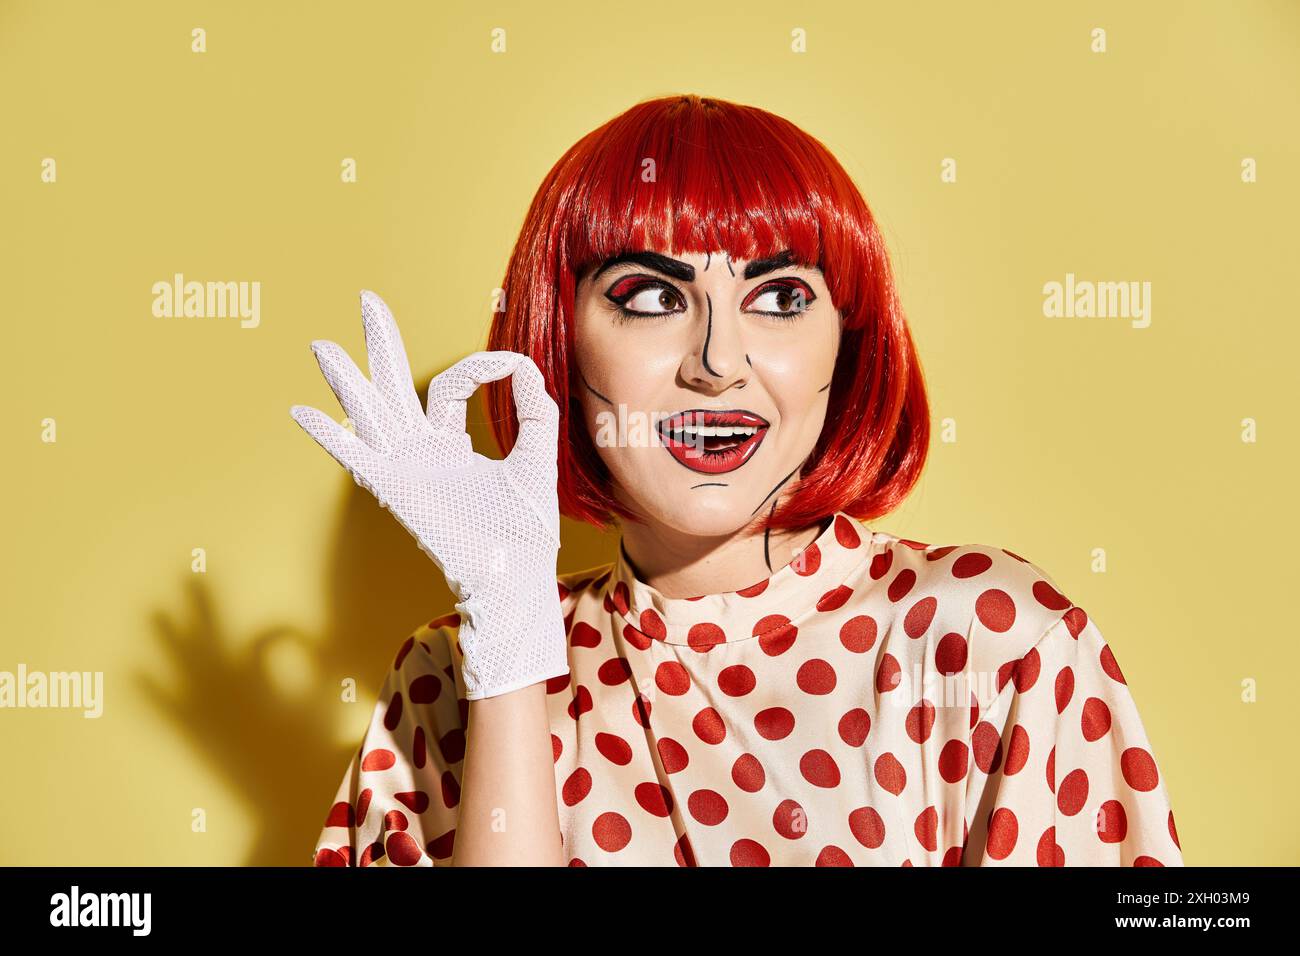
[138,385,620,866]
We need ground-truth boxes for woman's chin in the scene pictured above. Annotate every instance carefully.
[624,484,771,540]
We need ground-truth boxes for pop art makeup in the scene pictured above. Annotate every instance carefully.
[572,248,840,539]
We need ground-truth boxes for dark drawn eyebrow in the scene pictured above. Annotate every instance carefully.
[592,252,695,283]
[743,249,799,280]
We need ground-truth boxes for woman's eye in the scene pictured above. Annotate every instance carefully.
[743,281,815,316]
[608,281,685,316]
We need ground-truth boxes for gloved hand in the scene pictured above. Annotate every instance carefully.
[291,290,568,700]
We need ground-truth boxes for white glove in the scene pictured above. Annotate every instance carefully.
[290,290,568,700]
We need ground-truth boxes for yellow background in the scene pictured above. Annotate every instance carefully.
[2,0,1296,866]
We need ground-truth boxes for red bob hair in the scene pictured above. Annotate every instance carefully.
[485,94,929,534]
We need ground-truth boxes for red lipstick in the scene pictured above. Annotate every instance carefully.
[656,409,770,475]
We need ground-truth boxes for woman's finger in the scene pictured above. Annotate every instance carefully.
[359,290,425,424]
[289,404,389,504]
[309,339,387,449]
[425,350,528,433]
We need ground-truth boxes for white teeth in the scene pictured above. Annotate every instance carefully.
[675,425,757,437]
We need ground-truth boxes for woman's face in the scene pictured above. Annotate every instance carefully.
[573,248,841,538]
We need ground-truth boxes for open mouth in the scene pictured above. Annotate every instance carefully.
[656,409,770,475]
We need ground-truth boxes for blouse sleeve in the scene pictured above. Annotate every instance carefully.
[311,617,465,867]
[964,609,1184,866]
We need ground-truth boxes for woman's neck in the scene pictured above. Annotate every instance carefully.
[618,510,828,599]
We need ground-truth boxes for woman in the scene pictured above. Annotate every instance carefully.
[292,94,1183,866]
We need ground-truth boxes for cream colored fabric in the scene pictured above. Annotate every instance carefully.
[313,511,1183,866]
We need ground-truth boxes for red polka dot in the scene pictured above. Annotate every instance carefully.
[325,801,354,828]
[1168,811,1180,849]
[732,753,766,792]
[773,799,809,839]
[755,707,795,740]
[598,657,632,686]
[938,739,969,783]
[834,514,861,549]
[840,615,878,653]
[1062,606,1088,638]
[792,543,821,576]
[612,582,630,616]
[361,749,396,772]
[1058,769,1089,816]
[986,808,1018,860]
[800,750,842,788]
[657,737,690,773]
[816,585,853,612]
[730,839,770,866]
[1081,697,1112,741]
[887,568,917,602]
[1054,666,1075,713]
[838,708,871,747]
[756,615,798,656]
[635,782,674,817]
[1100,644,1127,684]
[562,768,592,806]
[816,845,854,867]
[796,659,837,695]
[592,812,632,852]
[440,771,460,809]
[1033,580,1071,610]
[687,622,726,652]
[906,700,936,744]
[1097,800,1127,843]
[1005,725,1030,775]
[1014,647,1041,693]
[935,633,967,674]
[1121,748,1159,791]
[569,621,602,648]
[409,674,442,704]
[975,588,1016,632]
[621,622,651,651]
[394,636,415,670]
[394,791,429,814]
[736,579,768,598]
[692,708,727,745]
[718,665,756,697]
[595,732,632,766]
[426,829,456,861]
[849,806,886,848]
[1134,855,1165,867]
[385,830,423,866]
[876,654,902,693]
[874,753,907,795]
[1036,827,1064,867]
[674,834,697,867]
[413,726,427,769]
[952,551,993,578]
[313,848,347,867]
[687,789,729,825]
[972,721,1004,775]
[655,661,691,696]
[568,685,593,720]
[639,609,666,641]
[904,596,938,638]
[914,806,938,851]
[869,549,894,580]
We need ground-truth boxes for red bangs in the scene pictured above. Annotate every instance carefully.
[486,94,929,534]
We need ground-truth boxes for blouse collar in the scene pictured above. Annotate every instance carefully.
[603,511,886,648]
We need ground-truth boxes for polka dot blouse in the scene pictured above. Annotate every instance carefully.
[312,511,1183,867]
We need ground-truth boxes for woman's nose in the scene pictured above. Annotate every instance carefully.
[680,298,750,393]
